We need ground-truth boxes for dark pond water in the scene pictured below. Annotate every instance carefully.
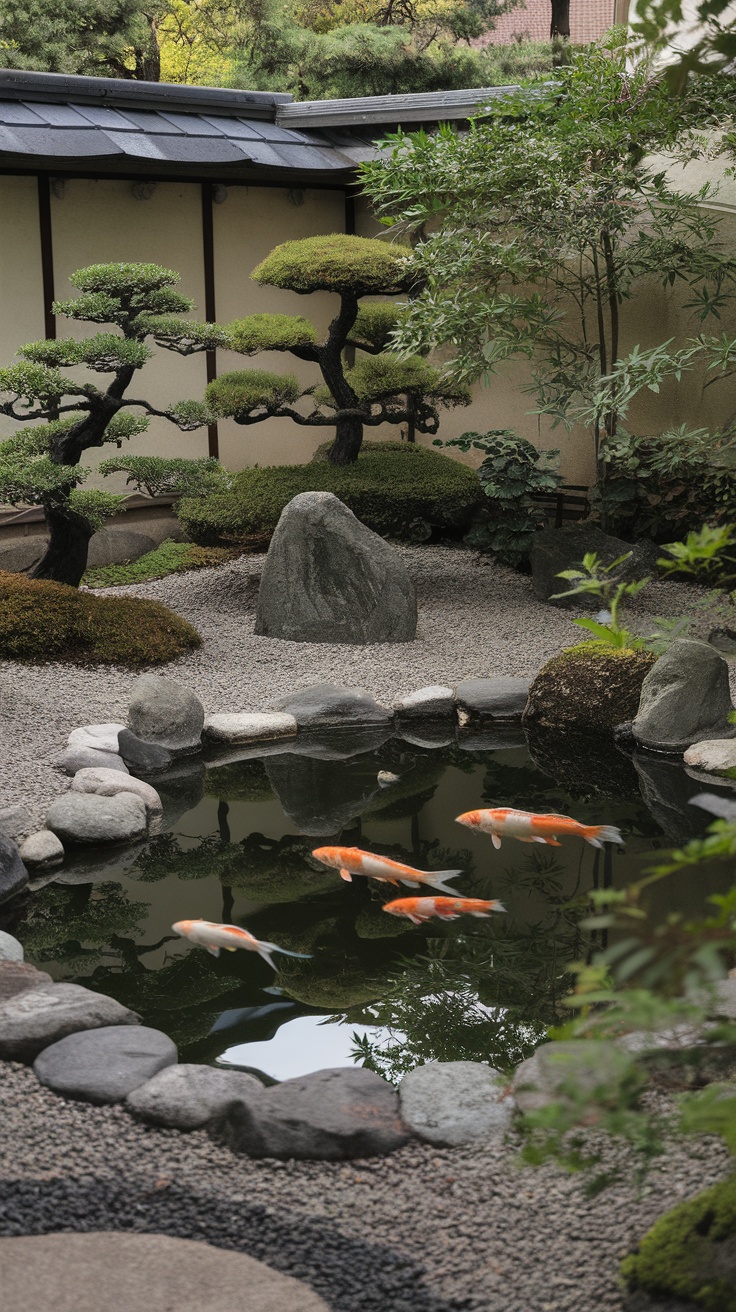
[5,725,736,1083]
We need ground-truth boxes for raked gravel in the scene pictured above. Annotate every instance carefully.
[0,1061,728,1312]
[0,545,723,830]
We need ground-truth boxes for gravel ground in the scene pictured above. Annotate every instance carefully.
[0,1062,728,1312]
[0,545,713,830]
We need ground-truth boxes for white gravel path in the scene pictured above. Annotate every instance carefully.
[0,545,716,830]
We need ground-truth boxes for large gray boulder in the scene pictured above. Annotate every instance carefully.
[46,792,148,846]
[633,639,736,753]
[209,1066,410,1159]
[126,1063,264,1129]
[512,1040,637,1114]
[0,537,46,573]
[128,675,204,756]
[34,1024,177,1103]
[0,981,139,1062]
[275,683,393,729]
[0,835,28,903]
[86,527,156,568]
[255,491,417,644]
[530,524,657,609]
[0,961,52,1004]
[398,1061,512,1146]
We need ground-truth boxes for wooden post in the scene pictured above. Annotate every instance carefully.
[201,180,219,459]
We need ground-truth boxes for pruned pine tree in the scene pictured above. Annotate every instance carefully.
[206,234,470,466]
[0,263,226,586]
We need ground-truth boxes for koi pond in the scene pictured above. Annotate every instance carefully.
[5,725,735,1084]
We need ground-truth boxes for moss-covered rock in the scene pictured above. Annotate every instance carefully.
[621,1176,736,1311]
[523,645,656,731]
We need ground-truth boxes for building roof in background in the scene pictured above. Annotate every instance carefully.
[0,70,521,182]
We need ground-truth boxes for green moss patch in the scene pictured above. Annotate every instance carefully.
[83,540,240,589]
[251,234,413,296]
[622,1176,736,1311]
[524,645,656,731]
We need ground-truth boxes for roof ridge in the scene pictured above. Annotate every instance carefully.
[0,70,293,121]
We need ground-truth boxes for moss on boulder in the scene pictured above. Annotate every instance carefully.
[621,1176,736,1311]
[523,645,656,731]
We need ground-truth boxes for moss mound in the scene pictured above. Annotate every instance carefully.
[251,234,413,296]
[622,1176,736,1311]
[178,442,481,546]
[0,570,200,666]
[83,540,237,589]
[523,645,656,731]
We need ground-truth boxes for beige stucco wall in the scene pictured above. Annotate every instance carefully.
[0,168,734,497]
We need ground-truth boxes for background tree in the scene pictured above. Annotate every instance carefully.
[0,262,225,586]
[360,37,736,481]
[207,233,470,465]
[0,0,166,78]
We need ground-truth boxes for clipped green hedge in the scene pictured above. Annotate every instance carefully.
[177,442,482,545]
[621,1176,736,1311]
[0,571,200,666]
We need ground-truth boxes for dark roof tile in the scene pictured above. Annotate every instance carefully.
[21,101,92,128]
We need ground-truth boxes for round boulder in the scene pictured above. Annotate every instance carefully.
[56,746,129,776]
[0,982,139,1062]
[633,638,736,753]
[34,1024,177,1103]
[0,929,24,962]
[128,675,204,755]
[46,792,148,846]
[512,1040,638,1115]
[18,830,64,868]
[86,527,156,568]
[70,769,162,824]
[399,1061,512,1146]
[523,646,656,731]
[126,1063,265,1129]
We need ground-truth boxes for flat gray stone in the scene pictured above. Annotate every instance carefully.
[0,804,32,840]
[209,1065,410,1159]
[86,527,156,567]
[255,491,417,643]
[455,677,530,721]
[56,746,129,776]
[128,675,204,755]
[275,683,393,729]
[18,829,64,868]
[70,769,162,822]
[126,1063,264,1129]
[0,1233,331,1312]
[0,929,23,961]
[0,834,28,904]
[399,1061,512,1146]
[46,792,147,846]
[0,961,52,1003]
[633,639,736,753]
[117,728,173,776]
[0,982,139,1062]
[395,685,454,719]
[34,1024,177,1103]
[68,723,127,755]
[683,739,736,774]
[203,712,297,745]
[512,1040,636,1114]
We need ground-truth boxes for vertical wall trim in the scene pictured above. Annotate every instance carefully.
[37,174,56,341]
[201,180,219,459]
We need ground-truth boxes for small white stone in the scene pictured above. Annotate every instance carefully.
[683,739,736,774]
[68,723,126,755]
[377,770,401,787]
[18,830,64,868]
[203,712,297,745]
[70,769,162,827]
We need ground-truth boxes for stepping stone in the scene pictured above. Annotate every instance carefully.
[0,961,52,1004]
[68,723,127,755]
[394,685,454,719]
[128,675,204,755]
[203,712,297,745]
[399,1060,512,1146]
[0,1233,331,1312]
[70,769,162,823]
[57,746,129,776]
[46,792,148,846]
[275,683,393,729]
[127,1063,264,1129]
[0,982,139,1062]
[34,1024,177,1103]
[454,677,530,722]
[209,1065,410,1159]
[684,739,736,774]
[19,830,64,868]
[0,834,28,904]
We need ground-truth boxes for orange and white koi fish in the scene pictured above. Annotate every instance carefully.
[455,808,623,850]
[383,896,506,924]
[172,919,311,971]
[311,846,463,895]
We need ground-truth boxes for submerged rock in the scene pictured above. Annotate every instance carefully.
[34,1024,176,1103]
[523,646,656,732]
[255,491,417,643]
[633,639,736,753]
[399,1061,512,1146]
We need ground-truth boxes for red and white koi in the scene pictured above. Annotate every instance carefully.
[172,919,311,971]
[383,896,506,925]
[311,845,463,895]
[455,808,623,850]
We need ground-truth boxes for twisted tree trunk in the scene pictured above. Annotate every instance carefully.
[327,415,364,465]
[29,502,94,588]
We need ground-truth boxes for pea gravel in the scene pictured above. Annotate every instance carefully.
[0,1063,727,1312]
[0,546,717,832]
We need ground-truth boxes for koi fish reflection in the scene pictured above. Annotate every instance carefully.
[383,896,506,925]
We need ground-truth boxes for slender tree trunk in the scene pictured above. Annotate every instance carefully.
[30,502,94,588]
[327,415,364,465]
[550,0,570,38]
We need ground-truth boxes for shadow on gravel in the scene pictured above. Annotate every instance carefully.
[0,1177,462,1312]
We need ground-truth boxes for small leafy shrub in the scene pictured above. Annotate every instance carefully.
[436,431,562,568]
[621,1176,736,1310]
[596,426,736,542]
[0,571,200,666]
[83,540,240,588]
[177,442,482,546]
[98,455,229,499]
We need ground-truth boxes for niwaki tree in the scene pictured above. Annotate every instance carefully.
[206,233,470,465]
[0,262,225,586]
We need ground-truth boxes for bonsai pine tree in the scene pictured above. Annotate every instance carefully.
[0,263,226,587]
[207,234,470,465]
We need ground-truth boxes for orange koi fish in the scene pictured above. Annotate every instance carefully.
[311,846,463,895]
[456,808,623,850]
[383,896,506,925]
[172,919,311,971]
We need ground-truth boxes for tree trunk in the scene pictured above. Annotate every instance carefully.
[550,0,570,37]
[29,503,94,588]
[327,415,364,465]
